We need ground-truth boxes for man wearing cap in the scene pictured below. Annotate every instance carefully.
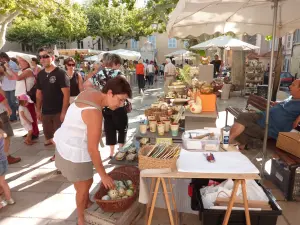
[0,52,19,122]
[36,47,70,160]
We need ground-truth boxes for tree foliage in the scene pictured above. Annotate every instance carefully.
[6,2,87,49]
[85,4,154,47]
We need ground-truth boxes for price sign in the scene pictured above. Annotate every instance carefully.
[156,138,173,145]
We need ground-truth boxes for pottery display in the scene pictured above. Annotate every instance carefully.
[189,96,202,114]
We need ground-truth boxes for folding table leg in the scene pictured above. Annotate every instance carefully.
[147,177,161,225]
[241,180,251,225]
[145,178,156,225]
[222,179,241,225]
[161,178,175,225]
[168,178,178,225]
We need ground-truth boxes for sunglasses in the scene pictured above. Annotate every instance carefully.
[39,54,51,59]
[67,64,75,67]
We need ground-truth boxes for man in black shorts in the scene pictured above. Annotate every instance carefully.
[36,47,70,160]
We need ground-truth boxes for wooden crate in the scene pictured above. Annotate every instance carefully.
[84,200,144,225]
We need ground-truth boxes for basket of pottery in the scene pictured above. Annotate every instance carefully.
[94,171,138,212]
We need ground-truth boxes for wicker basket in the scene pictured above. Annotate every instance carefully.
[112,166,140,186]
[138,145,178,170]
[145,108,168,121]
[94,172,138,212]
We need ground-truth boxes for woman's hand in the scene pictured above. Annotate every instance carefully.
[101,174,115,189]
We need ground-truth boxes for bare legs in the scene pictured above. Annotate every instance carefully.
[24,130,33,145]
[0,175,12,208]
[74,178,93,225]
[109,143,124,157]
[229,122,246,149]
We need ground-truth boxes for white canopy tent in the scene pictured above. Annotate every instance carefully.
[167,0,300,38]
[190,36,259,51]
[108,49,141,61]
[167,0,300,177]
[84,55,101,61]
[165,49,195,57]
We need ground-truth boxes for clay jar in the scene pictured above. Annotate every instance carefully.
[149,120,157,133]
[163,120,171,132]
[171,123,179,137]
[139,123,147,134]
[157,122,165,136]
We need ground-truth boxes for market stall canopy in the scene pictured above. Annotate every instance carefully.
[57,49,103,56]
[167,0,300,38]
[84,53,106,61]
[6,51,36,59]
[190,36,260,51]
[108,49,141,61]
[165,49,195,57]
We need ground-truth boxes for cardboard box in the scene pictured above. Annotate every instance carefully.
[276,132,300,158]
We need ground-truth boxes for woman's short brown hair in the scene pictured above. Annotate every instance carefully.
[102,76,132,99]
[64,57,76,65]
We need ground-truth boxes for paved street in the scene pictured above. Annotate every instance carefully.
[0,78,299,225]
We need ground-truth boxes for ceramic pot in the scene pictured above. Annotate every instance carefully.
[139,124,147,134]
[171,123,179,137]
[157,122,165,136]
[163,120,171,132]
[149,120,157,133]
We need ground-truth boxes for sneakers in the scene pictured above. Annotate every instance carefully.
[0,198,15,209]
[7,155,21,164]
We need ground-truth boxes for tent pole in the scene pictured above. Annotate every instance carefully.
[261,0,279,181]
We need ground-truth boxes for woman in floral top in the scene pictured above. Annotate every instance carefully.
[83,54,130,158]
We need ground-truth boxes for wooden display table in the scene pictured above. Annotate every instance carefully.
[135,130,184,144]
[184,110,218,130]
[141,145,260,225]
[84,201,144,225]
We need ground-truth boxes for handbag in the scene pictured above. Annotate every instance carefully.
[24,76,37,103]
[124,100,132,113]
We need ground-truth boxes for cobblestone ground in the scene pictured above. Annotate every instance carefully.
[0,77,298,225]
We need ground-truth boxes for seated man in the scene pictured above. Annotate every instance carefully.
[230,79,300,149]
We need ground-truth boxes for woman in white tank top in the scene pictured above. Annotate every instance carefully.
[53,76,132,225]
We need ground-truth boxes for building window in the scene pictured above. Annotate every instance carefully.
[131,39,139,49]
[286,34,292,49]
[148,35,156,48]
[269,38,278,51]
[293,29,300,44]
[168,38,177,48]
[283,58,290,72]
[183,40,189,48]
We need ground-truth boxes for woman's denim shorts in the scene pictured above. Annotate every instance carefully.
[0,160,8,176]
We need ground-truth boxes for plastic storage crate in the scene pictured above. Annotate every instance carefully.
[190,179,282,225]
[270,158,300,200]
[182,129,220,151]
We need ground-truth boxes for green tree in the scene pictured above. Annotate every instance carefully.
[6,2,87,50]
[0,0,87,49]
[86,4,154,48]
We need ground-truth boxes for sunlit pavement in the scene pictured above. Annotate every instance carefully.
[0,78,298,225]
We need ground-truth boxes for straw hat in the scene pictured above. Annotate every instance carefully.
[16,54,32,67]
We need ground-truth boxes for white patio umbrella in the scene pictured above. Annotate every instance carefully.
[167,0,300,177]
[84,55,101,61]
[190,36,259,51]
[165,49,196,64]
[6,51,36,59]
[108,49,141,61]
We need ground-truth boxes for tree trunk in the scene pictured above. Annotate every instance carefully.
[272,37,283,101]
[0,11,20,49]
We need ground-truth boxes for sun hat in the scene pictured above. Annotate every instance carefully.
[18,94,33,103]
[16,54,32,67]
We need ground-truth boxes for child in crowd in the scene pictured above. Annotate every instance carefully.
[0,128,15,209]
[18,94,34,145]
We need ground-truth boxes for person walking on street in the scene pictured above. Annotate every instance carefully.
[0,52,19,122]
[147,61,155,87]
[64,57,83,104]
[0,88,21,164]
[12,55,39,139]
[36,47,70,160]
[136,59,145,94]
[164,58,176,94]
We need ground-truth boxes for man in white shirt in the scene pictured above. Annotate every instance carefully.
[146,61,155,86]
[0,52,19,122]
[164,58,177,94]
